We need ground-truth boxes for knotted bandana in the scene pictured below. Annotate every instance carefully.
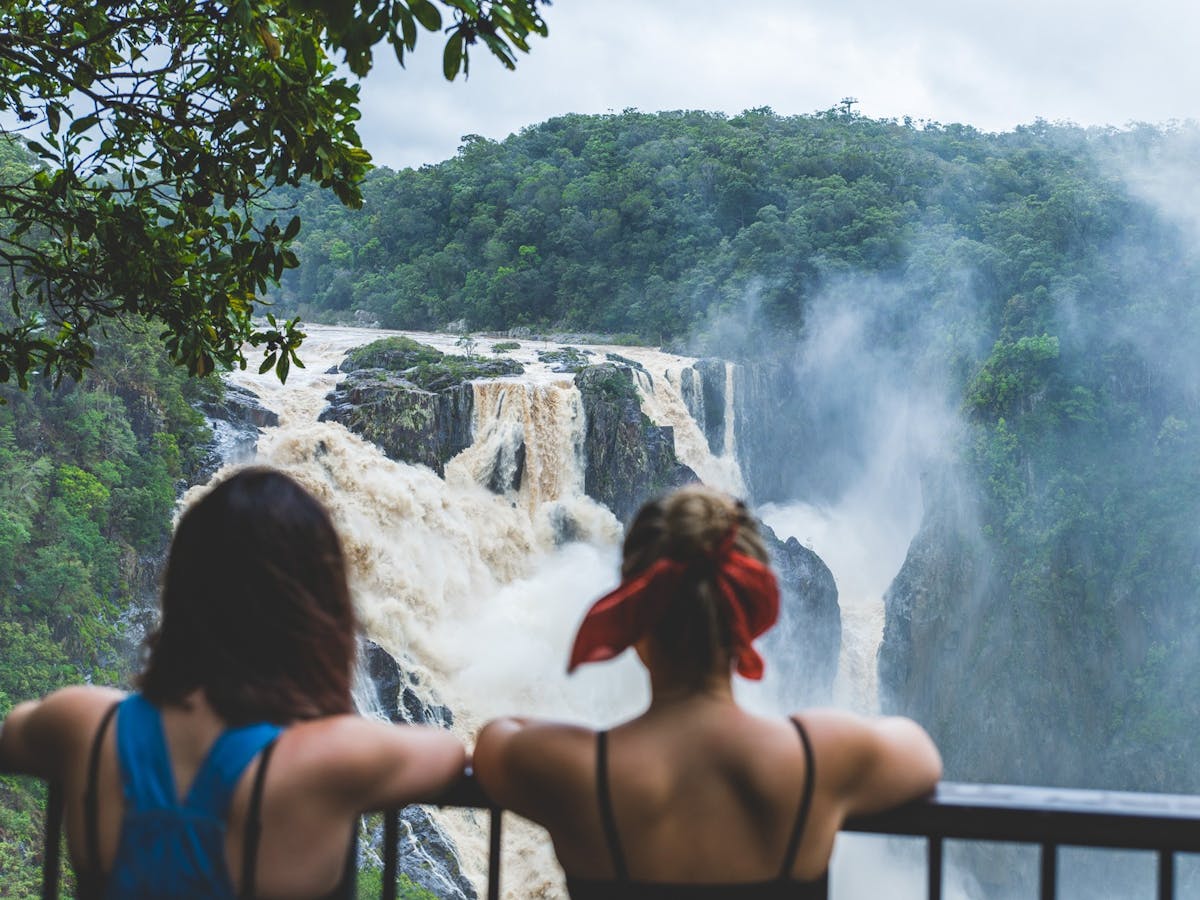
[568,528,780,679]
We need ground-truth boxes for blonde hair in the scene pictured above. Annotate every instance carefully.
[621,485,770,686]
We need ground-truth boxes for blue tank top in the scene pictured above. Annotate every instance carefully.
[99,694,283,899]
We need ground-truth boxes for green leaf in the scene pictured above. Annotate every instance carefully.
[397,6,417,51]
[258,352,277,374]
[24,140,53,159]
[300,34,318,75]
[282,214,302,241]
[443,32,464,80]
[407,0,442,31]
[68,113,100,136]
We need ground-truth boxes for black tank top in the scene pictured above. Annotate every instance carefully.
[565,717,829,900]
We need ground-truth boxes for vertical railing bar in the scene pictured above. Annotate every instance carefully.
[488,807,502,900]
[1159,850,1175,900]
[927,835,943,900]
[40,782,63,900]
[1040,842,1057,900]
[382,808,400,900]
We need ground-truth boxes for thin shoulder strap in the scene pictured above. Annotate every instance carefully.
[84,701,121,883]
[238,736,280,900]
[595,730,629,881]
[780,716,817,880]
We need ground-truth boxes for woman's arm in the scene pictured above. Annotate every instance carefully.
[297,716,469,814]
[802,709,942,817]
[0,699,47,775]
[0,686,124,778]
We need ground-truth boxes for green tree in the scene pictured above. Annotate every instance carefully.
[0,0,549,387]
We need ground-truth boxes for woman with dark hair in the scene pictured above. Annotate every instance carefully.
[474,484,942,898]
[0,467,464,898]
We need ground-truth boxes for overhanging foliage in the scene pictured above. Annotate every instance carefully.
[0,0,548,386]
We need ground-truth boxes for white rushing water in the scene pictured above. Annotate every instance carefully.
[195,324,930,897]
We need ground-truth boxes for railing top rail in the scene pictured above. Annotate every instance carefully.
[437,779,1200,853]
[11,767,1200,854]
[843,782,1200,852]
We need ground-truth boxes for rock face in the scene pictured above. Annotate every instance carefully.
[760,525,841,705]
[575,364,698,524]
[195,383,281,479]
[679,358,728,457]
[876,469,1006,782]
[733,361,803,505]
[200,383,280,430]
[360,642,474,900]
[320,373,474,476]
[321,337,527,477]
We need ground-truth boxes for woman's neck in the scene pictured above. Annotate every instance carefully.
[646,668,735,710]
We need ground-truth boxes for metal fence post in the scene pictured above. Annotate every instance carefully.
[927,835,943,900]
[488,807,502,900]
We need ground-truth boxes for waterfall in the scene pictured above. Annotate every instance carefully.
[445,379,616,548]
[613,350,746,496]
[722,361,738,460]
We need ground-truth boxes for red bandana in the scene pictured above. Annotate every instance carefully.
[568,530,780,680]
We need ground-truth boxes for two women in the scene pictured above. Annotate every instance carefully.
[0,470,939,897]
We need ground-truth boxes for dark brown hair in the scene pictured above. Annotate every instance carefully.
[622,485,770,687]
[140,467,356,725]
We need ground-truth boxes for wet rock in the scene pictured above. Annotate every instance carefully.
[733,361,802,504]
[324,337,527,476]
[575,364,697,524]
[192,383,279,482]
[537,347,591,373]
[320,374,475,477]
[759,525,841,706]
[359,642,471,898]
[485,440,525,495]
[679,359,728,457]
[199,382,279,429]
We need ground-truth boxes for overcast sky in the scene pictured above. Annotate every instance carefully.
[351,0,1200,171]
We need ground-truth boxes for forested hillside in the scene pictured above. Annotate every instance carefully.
[274,109,1200,793]
[269,108,1164,345]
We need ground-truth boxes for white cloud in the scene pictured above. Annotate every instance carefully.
[353,0,1200,169]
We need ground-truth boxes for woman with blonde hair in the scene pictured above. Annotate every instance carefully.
[0,467,465,899]
[474,484,941,897]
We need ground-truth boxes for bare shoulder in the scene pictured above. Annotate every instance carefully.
[0,685,125,777]
[477,717,594,774]
[474,717,595,823]
[793,707,942,816]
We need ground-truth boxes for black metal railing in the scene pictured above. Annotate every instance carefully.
[24,778,1200,899]
[841,781,1200,900]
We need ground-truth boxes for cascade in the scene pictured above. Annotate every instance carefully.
[616,352,746,496]
[722,361,738,459]
[445,380,597,529]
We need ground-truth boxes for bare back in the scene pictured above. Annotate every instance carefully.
[478,703,846,884]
